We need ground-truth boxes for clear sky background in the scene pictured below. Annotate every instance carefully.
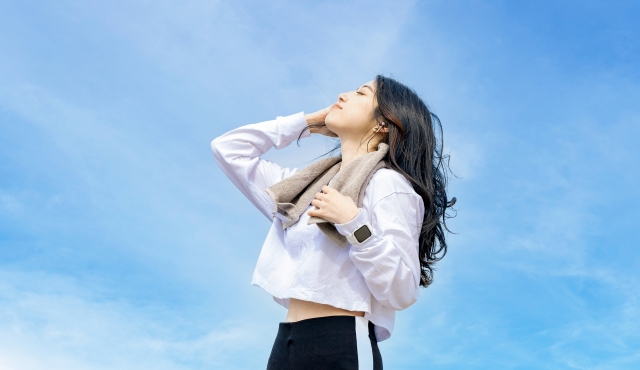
[1,0,639,369]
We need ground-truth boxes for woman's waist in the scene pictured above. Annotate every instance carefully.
[284,297,365,323]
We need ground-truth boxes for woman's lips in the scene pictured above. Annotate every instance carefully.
[331,103,342,110]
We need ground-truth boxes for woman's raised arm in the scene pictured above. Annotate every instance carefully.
[210,112,311,221]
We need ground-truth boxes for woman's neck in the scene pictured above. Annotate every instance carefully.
[339,139,380,170]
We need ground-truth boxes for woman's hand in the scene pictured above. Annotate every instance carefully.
[305,107,339,138]
[307,185,360,224]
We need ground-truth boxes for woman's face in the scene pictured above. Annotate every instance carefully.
[325,80,378,138]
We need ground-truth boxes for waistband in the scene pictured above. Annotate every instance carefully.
[279,315,375,339]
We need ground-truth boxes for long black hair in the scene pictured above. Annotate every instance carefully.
[297,75,456,287]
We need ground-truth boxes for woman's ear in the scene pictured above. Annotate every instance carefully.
[374,122,389,133]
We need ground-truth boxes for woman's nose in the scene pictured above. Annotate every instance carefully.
[338,92,348,102]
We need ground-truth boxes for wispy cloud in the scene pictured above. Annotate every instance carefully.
[0,268,270,370]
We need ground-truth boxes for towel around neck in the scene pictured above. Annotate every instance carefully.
[265,142,390,248]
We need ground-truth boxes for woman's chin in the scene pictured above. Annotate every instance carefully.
[325,112,343,124]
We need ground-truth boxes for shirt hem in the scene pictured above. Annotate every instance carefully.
[250,273,392,341]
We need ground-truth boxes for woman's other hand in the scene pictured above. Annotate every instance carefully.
[307,185,360,224]
[305,107,339,137]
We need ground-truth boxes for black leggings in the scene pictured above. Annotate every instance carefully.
[266,315,383,370]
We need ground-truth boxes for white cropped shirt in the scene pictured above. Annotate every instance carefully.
[210,112,425,341]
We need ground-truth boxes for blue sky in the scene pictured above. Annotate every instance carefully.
[1,0,639,369]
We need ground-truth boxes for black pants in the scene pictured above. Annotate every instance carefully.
[266,315,383,370]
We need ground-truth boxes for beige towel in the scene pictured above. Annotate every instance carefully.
[265,142,389,248]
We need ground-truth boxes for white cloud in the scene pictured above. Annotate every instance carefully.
[0,269,271,370]
[82,0,419,105]
[0,189,25,215]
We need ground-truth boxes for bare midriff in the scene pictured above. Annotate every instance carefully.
[284,298,365,322]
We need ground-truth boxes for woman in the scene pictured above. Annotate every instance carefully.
[211,75,455,369]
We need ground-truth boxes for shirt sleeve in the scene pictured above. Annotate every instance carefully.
[334,191,425,311]
[210,112,311,221]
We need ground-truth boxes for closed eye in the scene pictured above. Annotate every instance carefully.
[356,90,365,95]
